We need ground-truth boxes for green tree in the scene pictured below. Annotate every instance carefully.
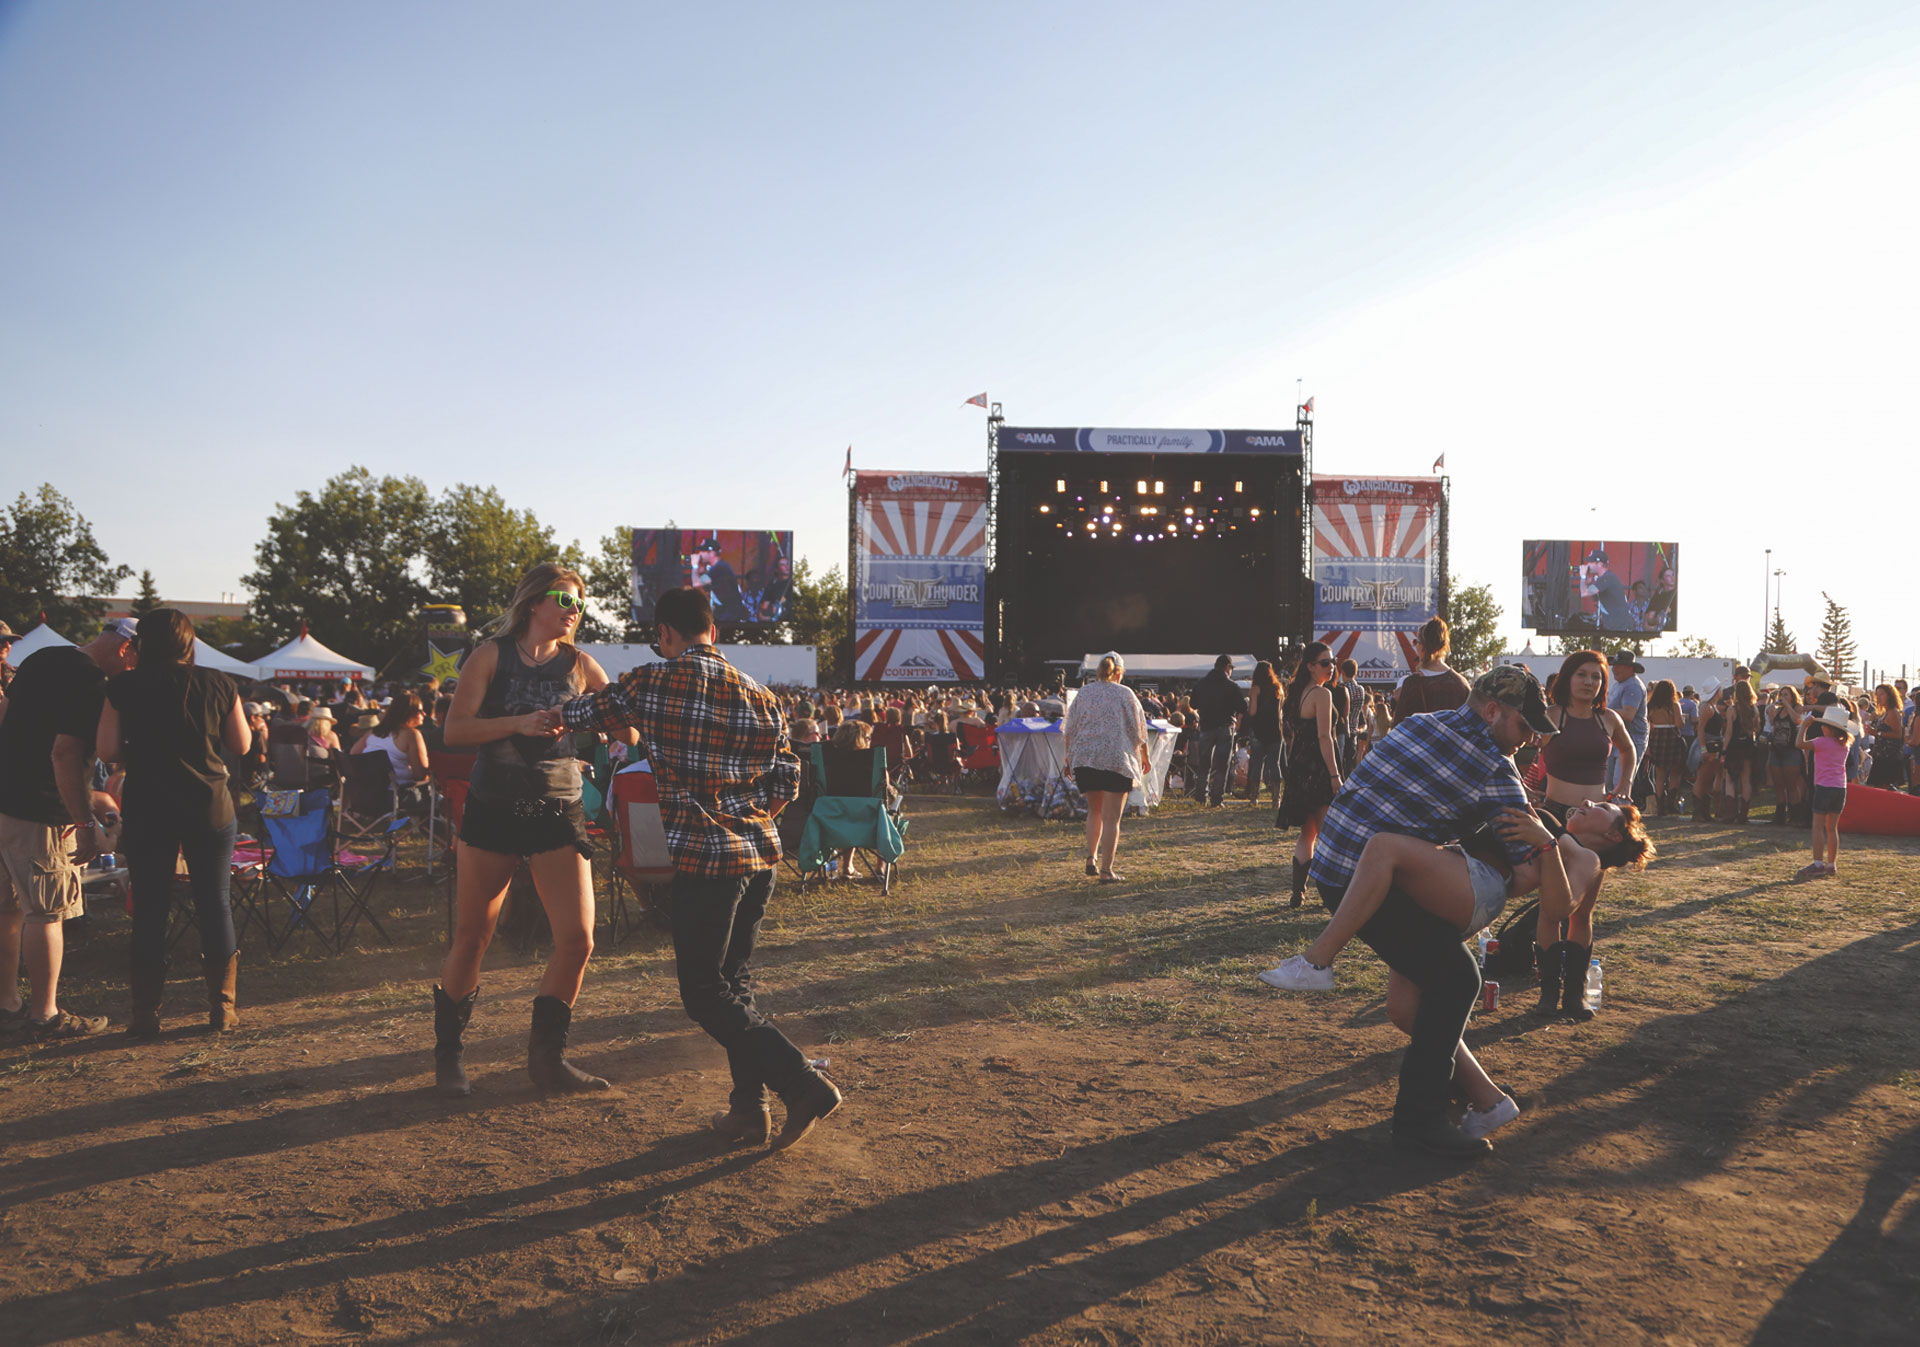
[422,484,566,634]
[0,484,133,634]
[782,559,850,681]
[243,467,433,664]
[1763,612,1796,655]
[1669,634,1720,658]
[580,524,641,643]
[132,569,162,616]
[1444,576,1504,676]
[197,614,276,661]
[1817,592,1857,684]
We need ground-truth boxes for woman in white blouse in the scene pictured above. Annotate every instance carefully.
[1063,652,1151,883]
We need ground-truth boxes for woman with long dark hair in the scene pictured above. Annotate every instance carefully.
[431,563,633,1097]
[1723,681,1761,822]
[1866,684,1907,788]
[351,690,432,815]
[1275,642,1342,908]
[1763,687,1806,825]
[97,609,252,1038]
[1643,679,1687,816]
[1540,651,1634,825]
[1241,660,1283,805]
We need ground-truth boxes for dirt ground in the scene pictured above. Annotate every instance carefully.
[2,791,1917,1345]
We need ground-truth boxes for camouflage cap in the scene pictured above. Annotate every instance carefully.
[1473,664,1557,735]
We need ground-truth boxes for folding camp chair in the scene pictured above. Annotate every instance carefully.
[605,766,676,938]
[338,753,406,847]
[958,722,999,786]
[435,776,472,942]
[256,790,342,954]
[426,752,475,881]
[795,745,908,894]
[922,732,964,794]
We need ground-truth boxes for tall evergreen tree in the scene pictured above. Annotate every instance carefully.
[1817,592,1857,683]
[133,569,161,615]
[1764,612,1795,655]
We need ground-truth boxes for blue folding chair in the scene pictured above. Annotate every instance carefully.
[258,790,340,954]
[795,745,908,895]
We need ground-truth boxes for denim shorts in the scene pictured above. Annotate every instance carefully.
[1443,844,1510,937]
[1811,785,1847,816]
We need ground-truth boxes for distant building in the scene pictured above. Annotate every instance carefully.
[83,598,250,623]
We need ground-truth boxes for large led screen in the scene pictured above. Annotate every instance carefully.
[1521,540,1678,636]
[631,529,796,625]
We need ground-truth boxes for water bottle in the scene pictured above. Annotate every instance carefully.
[1584,957,1603,1012]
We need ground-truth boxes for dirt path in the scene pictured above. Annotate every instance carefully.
[2,797,1915,1344]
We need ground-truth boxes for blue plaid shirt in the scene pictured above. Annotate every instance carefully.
[1308,703,1533,892]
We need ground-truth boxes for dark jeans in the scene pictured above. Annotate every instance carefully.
[1320,879,1480,1128]
[669,868,813,1112]
[1190,726,1234,806]
[128,815,238,970]
[1245,738,1281,801]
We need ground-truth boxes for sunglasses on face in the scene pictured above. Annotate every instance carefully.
[1312,658,1334,668]
[545,590,582,611]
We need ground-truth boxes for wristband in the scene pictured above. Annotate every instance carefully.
[1524,841,1553,863]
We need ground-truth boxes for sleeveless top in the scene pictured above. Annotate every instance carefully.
[468,639,584,803]
[1543,707,1610,784]
[360,731,415,785]
[1249,685,1282,740]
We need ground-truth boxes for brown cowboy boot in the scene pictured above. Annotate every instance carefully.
[203,954,239,1032]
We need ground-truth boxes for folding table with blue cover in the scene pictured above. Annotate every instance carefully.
[794,744,907,895]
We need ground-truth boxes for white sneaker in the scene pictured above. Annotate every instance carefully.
[1258,955,1335,992]
[1461,1094,1520,1141]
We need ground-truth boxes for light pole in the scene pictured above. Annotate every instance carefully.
[1762,549,1771,655]
[1773,569,1785,647]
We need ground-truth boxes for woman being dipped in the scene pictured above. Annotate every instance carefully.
[98,609,252,1038]
[431,563,634,1097]
[1540,650,1635,826]
[1062,652,1150,882]
[1275,642,1342,908]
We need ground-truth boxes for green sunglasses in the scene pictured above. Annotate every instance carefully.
[545,590,583,611]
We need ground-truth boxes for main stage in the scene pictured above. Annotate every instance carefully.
[989,425,1307,679]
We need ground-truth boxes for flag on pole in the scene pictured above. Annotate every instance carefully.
[1303,397,1313,415]
[1431,452,1446,473]
[962,392,988,408]
[843,446,852,480]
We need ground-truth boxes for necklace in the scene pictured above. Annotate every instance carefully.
[517,638,553,666]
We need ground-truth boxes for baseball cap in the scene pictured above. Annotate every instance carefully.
[1584,549,1609,565]
[1608,649,1645,673]
[105,617,139,640]
[1472,665,1557,735]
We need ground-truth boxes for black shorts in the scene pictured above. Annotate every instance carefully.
[1073,766,1133,795]
[458,794,593,859]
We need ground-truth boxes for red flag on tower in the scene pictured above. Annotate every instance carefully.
[1303,397,1313,415]
[1431,452,1446,473]
[843,446,853,480]
[962,392,988,408]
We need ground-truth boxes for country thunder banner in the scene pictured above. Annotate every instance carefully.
[1311,476,1443,679]
[852,471,988,682]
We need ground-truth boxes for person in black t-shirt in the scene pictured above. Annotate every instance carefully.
[0,619,139,1036]
[99,609,252,1039]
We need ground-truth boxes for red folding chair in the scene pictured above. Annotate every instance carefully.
[606,767,676,939]
[958,722,999,784]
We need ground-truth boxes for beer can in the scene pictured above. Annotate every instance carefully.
[1481,980,1500,1012]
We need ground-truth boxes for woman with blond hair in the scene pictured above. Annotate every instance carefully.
[430,563,634,1097]
[1063,652,1150,882]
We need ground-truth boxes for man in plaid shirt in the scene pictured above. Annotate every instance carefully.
[1305,665,1556,1158]
[560,587,839,1150]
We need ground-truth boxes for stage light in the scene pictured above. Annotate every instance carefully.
[1086,522,1095,532]
[1039,504,1050,513]
[1133,533,1142,542]
[1183,507,1194,516]
[1154,480,1164,494]
[1056,479,1066,493]
[1135,480,1148,495]
[1099,480,1108,493]
[1235,481,1243,493]
[1250,507,1260,518]
[1196,523,1206,533]
[1192,480,1201,492]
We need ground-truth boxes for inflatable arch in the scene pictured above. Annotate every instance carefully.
[1749,651,1830,681]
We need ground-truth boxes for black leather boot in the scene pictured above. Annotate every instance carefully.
[128,956,167,1040]
[1560,944,1594,1021]
[1289,858,1309,909]
[1533,941,1565,1016]
[527,995,609,1093]
[433,985,476,1097]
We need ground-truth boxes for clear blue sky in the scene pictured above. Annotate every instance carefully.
[3,1,1916,673]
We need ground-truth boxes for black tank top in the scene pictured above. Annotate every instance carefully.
[1543,708,1610,784]
[468,639,584,803]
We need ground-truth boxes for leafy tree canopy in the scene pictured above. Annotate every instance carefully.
[1444,577,1504,676]
[0,484,132,635]
[422,484,572,635]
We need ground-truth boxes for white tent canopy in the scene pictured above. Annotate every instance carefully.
[254,628,375,682]
[6,623,74,663]
[193,639,259,680]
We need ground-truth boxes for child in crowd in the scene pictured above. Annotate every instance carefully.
[1796,704,1852,878]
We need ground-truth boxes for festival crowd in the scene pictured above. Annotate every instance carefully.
[0,595,1907,1160]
